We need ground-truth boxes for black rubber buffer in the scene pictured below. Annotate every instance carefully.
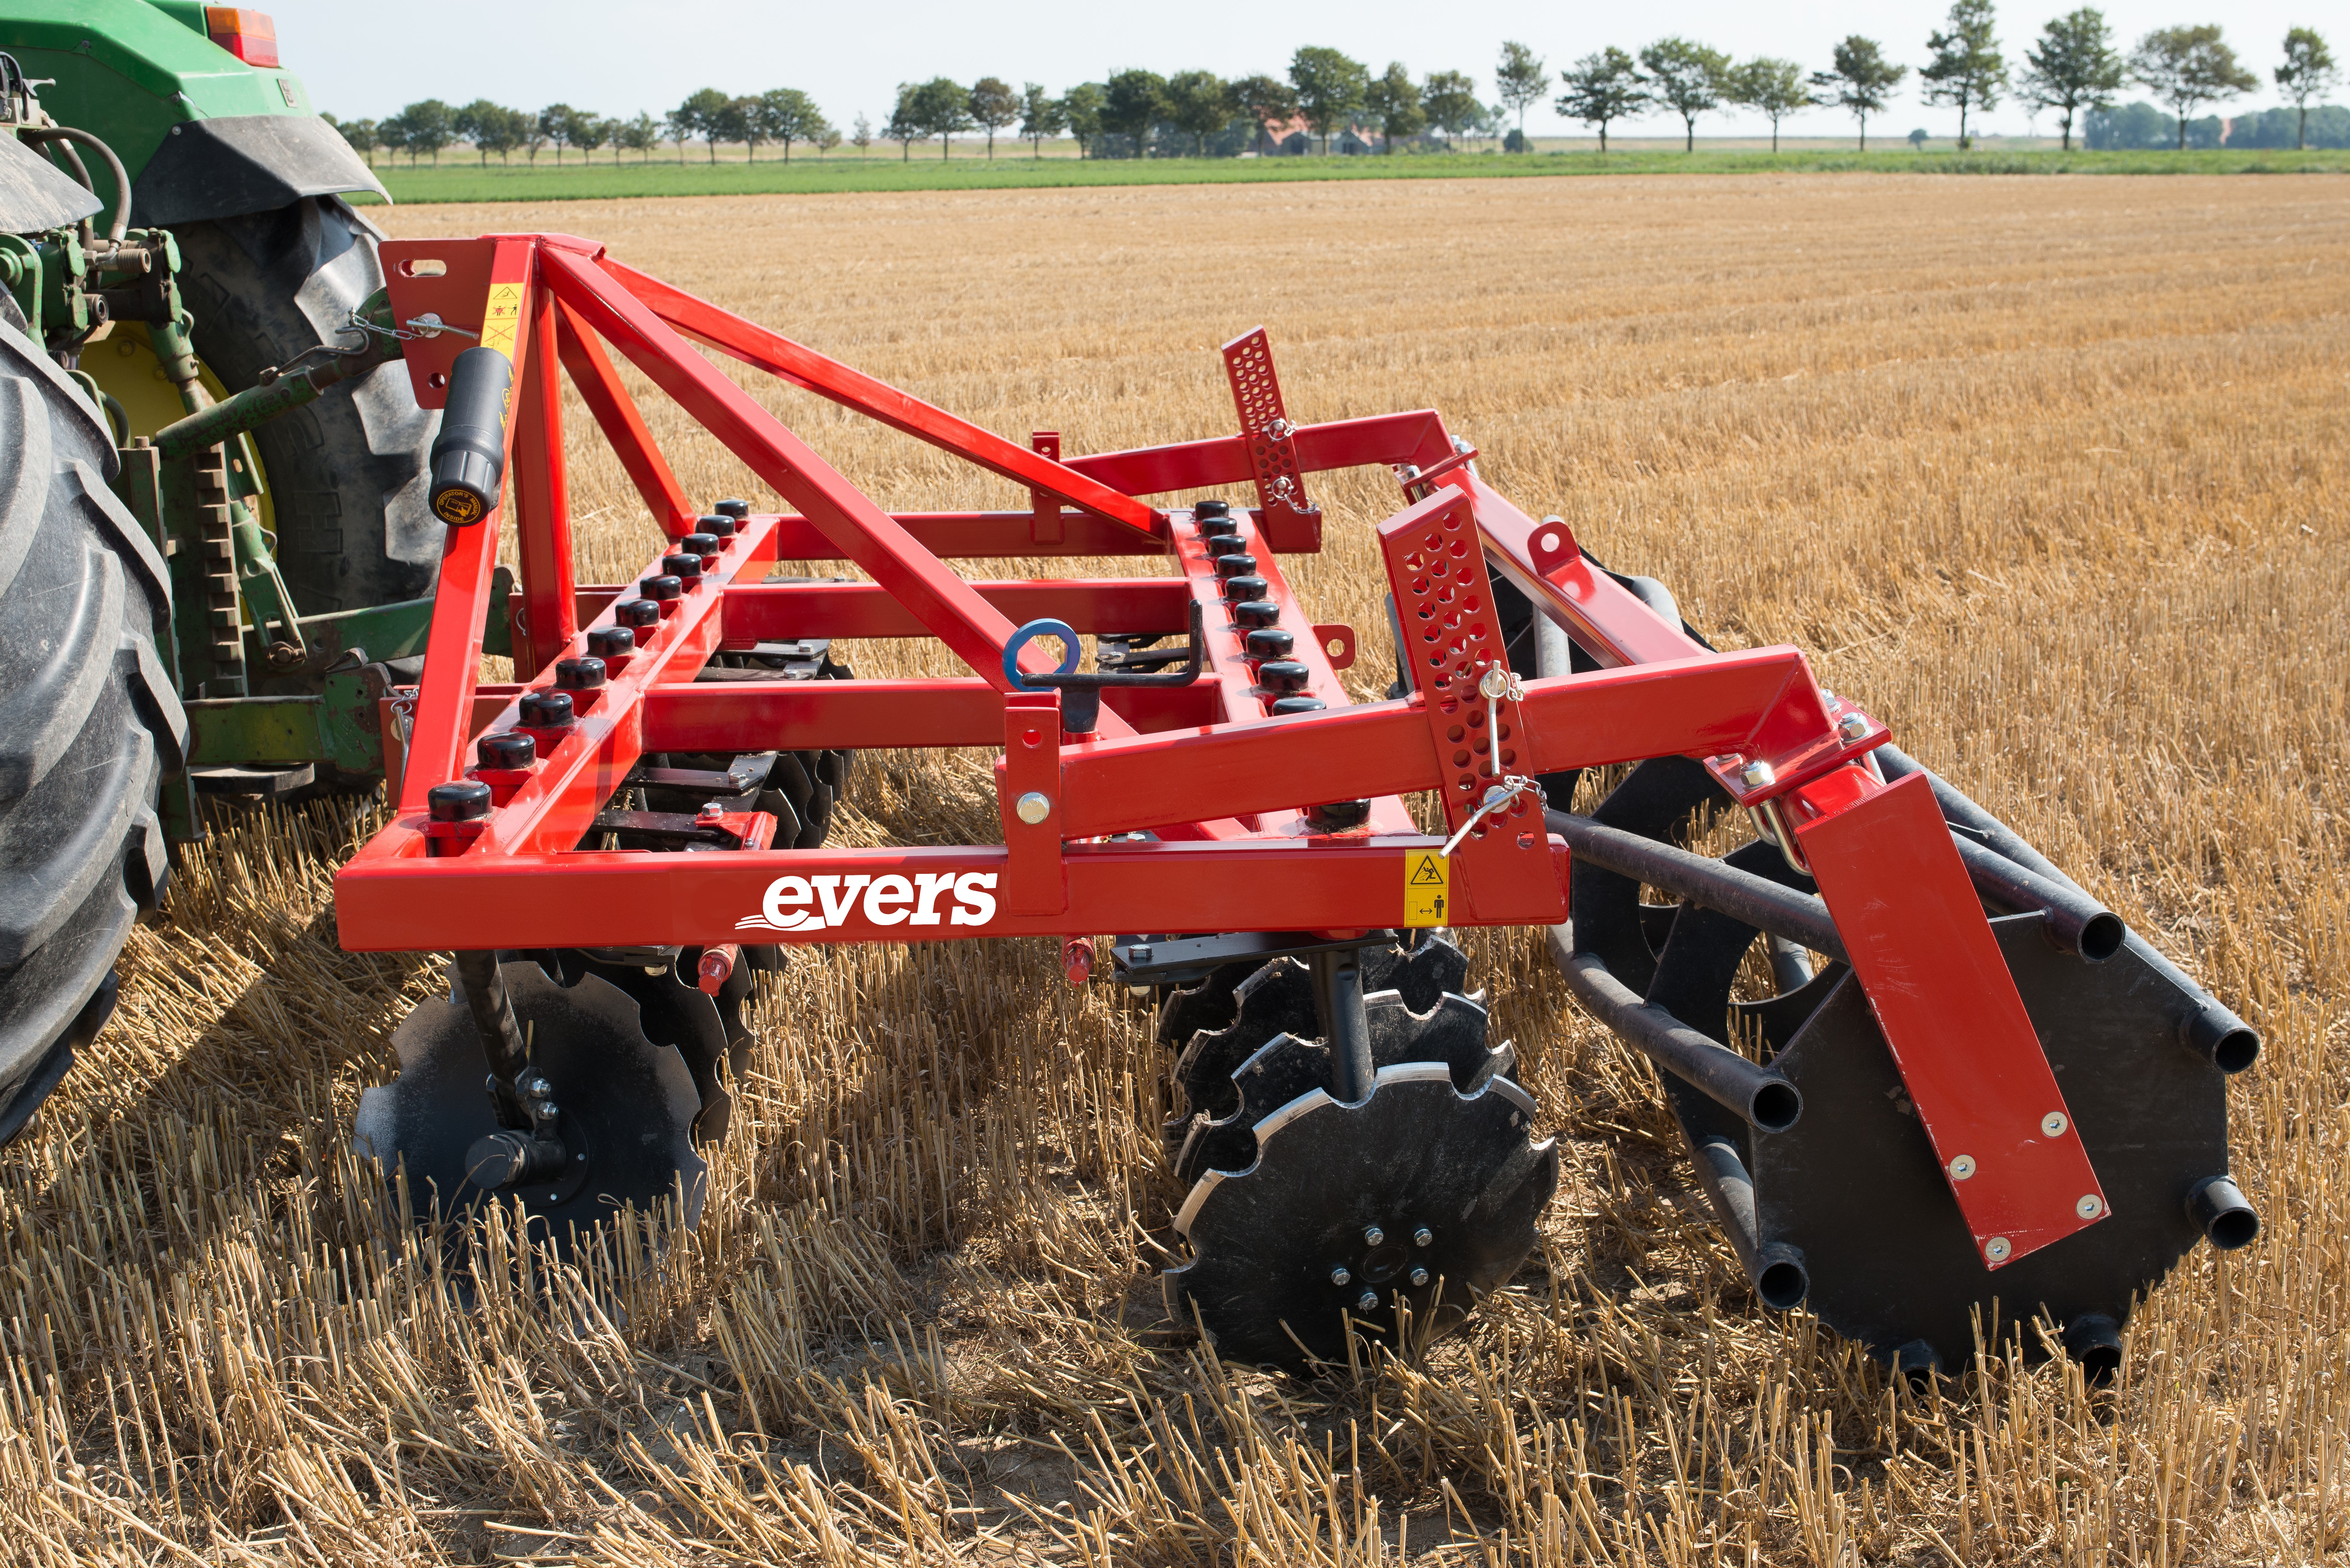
[427,347,512,526]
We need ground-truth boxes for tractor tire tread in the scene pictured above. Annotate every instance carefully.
[0,319,177,1144]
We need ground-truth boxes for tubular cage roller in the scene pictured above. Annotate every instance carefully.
[322,232,2255,1379]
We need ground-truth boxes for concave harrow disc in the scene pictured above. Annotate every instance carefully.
[1566,756,2242,1374]
[1160,938,1559,1370]
[354,959,706,1253]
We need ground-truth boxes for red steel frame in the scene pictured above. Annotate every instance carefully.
[339,233,2109,1270]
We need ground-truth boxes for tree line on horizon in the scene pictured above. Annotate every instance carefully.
[329,8,2341,171]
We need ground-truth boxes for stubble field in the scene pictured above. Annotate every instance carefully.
[3,173,2347,1563]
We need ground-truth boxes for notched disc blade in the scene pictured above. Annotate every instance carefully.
[1174,992,1518,1185]
[1166,1065,1558,1371]
[355,962,706,1254]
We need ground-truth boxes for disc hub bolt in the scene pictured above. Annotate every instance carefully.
[1355,1290,1378,1313]
[1329,1266,1351,1287]
[1362,1226,1385,1247]
[1413,1227,1432,1247]
[1409,1267,1430,1287]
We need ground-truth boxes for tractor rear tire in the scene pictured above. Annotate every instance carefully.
[0,318,184,1145]
[171,197,439,613]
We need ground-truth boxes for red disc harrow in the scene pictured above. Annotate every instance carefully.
[341,232,2258,1377]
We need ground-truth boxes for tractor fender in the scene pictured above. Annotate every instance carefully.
[130,113,387,227]
[0,133,102,233]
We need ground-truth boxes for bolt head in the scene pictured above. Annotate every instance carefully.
[696,801,726,822]
[1329,1266,1351,1287]
[1985,1236,2013,1263]
[1740,759,1777,790]
[1837,712,1869,742]
[1409,1267,1430,1287]
[1413,1227,1433,1247]
[2076,1194,2104,1219]
[1363,1226,1385,1247]
[1355,1290,1379,1313]
[1015,791,1052,825]
[1949,1154,1977,1180]
[2041,1112,2069,1138]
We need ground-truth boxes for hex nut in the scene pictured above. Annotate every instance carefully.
[1363,1226,1385,1247]
[1329,1266,1351,1287]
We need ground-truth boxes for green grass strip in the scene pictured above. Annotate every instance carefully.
[357,146,2350,204]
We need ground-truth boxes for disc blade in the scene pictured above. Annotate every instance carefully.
[1751,915,2228,1370]
[1166,1064,1557,1370]
[355,963,707,1254]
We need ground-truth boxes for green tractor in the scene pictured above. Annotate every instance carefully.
[0,3,479,1140]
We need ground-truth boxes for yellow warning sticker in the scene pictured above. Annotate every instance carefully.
[479,282,525,359]
[1402,850,1450,927]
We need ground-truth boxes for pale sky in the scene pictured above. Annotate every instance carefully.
[277,0,2327,141]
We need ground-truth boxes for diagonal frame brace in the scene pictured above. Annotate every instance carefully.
[605,257,1164,540]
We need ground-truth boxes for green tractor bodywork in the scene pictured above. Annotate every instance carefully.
[0,0,382,227]
[0,4,498,830]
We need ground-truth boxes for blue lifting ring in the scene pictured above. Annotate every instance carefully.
[1003,619,1082,690]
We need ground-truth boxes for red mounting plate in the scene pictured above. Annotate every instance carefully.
[1376,487,1563,924]
[1223,327,1319,535]
[1794,766,2107,1267]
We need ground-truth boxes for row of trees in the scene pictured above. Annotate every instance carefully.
[329,88,842,168]
[873,61,1496,161]
[1537,12,2338,154]
[333,15,2339,170]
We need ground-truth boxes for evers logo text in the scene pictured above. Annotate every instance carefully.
[738,872,997,933]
